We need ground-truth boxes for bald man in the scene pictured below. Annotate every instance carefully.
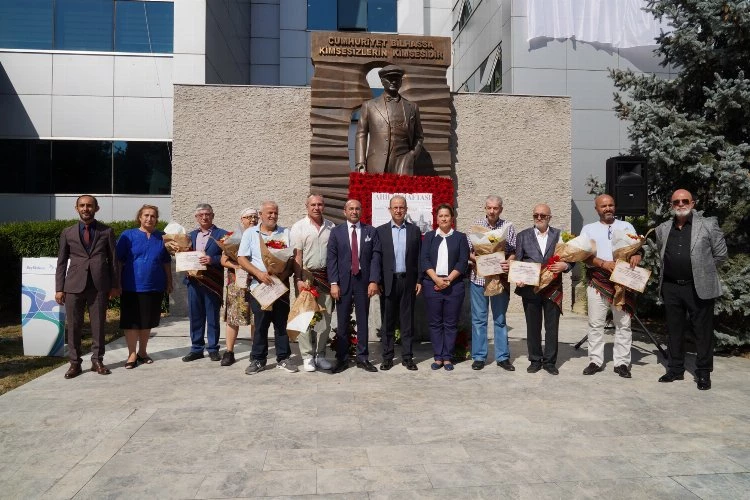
[512,204,572,374]
[580,195,641,378]
[655,189,727,390]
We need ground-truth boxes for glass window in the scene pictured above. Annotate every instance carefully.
[54,0,114,51]
[0,0,53,49]
[368,0,396,33]
[115,1,174,53]
[339,0,367,31]
[113,141,172,194]
[458,0,472,31]
[0,140,52,194]
[52,141,112,194]
[308,0,337,30]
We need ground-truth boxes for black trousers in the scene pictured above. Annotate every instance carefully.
[382,274,416,361]
[662,281,715,375]
[522,296,560,366]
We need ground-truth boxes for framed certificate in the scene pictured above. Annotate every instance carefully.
[475,251,506,276]
[176,251,206,272]
[508,261,542,286]
[610,260,652,293]
[235,268,249,289]
[250,276,289,309]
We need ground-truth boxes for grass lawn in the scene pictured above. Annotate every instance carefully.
[0,311,123,396]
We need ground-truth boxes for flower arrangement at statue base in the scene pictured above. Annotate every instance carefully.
[348,172,454,226]
[330,318,358,359]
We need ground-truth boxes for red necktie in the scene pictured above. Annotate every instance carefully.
[83,224,91,246]
[351,225,359,275]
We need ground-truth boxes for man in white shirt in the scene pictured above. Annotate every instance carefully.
[290,194,335,372]
[580,194,641,378]
[238,201,297,375]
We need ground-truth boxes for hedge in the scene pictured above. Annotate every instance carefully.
[0,219,167,322]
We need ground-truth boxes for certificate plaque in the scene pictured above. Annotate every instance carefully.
[508,261,542,286]
[475,251,506,276]
[176,251,206,272]
[610,260,651,293]
[235,268,249,289]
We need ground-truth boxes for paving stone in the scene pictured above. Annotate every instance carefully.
[672,473,750,500]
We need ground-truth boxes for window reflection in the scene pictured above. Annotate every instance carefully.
[0,0,53,50]
[0,140,52,194]
[55,0,114,51]
[368,0,396,33]
[115,1,174,53]
[52,141,113,194]
[113,141,172,194]
[308,0,337,31]
[308,0,396,33]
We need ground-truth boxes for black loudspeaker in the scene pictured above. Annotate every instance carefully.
[605,156,647,216]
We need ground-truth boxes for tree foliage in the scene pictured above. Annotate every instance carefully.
[611,0,750,343]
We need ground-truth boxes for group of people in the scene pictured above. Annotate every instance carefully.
[55,188,726,390]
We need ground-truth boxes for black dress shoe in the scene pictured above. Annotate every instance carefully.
[332,360,349,373]
[543,364,559,375]
[527,362,542,373]
[380,359,394,371]
[471,360,485,370]
[613,365,632,378]
[64,363,82,379]
[696,374,711,391]
[220,351,235,366]
[402,359,418,371]
[582,362,602,375]
[497,360,515,371]
[658,372,684,383]
[209,351,222,362]
[182,351,204,362]
[356,360,378,372]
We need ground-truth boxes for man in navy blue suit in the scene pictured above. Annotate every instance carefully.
[327,199,382,373]
[182,203,228,362]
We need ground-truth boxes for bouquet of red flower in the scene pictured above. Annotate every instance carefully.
[212,231,240,262]
[610,229,653,309]
[259,237,294,277]
[468,224,511,296]
[287,287,325,342]
[535,234,596,293]
[163,222,191,255]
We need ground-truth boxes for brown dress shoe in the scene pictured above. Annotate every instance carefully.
[64,363,83,379]
[91,360,112,375]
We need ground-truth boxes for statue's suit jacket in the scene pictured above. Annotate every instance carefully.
[655,210,727,300]
[355,94,424,175]
[55,221,119,294]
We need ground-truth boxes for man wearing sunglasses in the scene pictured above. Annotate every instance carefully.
[580,194,641,378]
[655,189,727,390]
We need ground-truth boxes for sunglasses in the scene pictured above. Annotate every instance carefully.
[533,213,551,220]
[671,199,692,206]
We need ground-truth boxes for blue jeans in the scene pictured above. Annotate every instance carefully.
[187,282,222,353]
[470,282,510,362]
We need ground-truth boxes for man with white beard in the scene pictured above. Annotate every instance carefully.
[655,189,727,390]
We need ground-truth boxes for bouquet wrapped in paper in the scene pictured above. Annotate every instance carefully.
[535,234,596,292]
[163,222,191,255]
[468,224,511,296]
[260,237,294,277]
[212,231,240,262]
[287,288,326,341]
[610,228,652,308]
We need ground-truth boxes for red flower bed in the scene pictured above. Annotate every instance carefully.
[348,172,454,228]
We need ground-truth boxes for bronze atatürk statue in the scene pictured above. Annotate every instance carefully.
[355,65,424,175]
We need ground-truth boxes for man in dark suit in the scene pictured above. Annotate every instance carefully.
[376,195,421,371]
[327,199,382,373]
[55,195,120,379]
[512,204,572,375]
[355,65,424,175]
[656,189,727,390]
[182,203,228,362]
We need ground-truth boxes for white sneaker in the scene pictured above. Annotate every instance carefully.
[302,358,316,372]
[315,356,332,370]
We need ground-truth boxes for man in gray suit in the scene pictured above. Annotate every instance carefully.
[55,195,120,379]
[355,65,424,175]
[656,189,727,390]
[512,204,572,375]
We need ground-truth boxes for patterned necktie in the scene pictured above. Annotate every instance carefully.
[351,225,359,275]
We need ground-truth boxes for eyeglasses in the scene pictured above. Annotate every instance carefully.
[671,199,691,206]
[242,215,258,219]
[532,213,551,220]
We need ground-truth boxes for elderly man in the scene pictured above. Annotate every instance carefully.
[376,195,422,371]
[656,189,727,390]
[183,203,228,362]
[580,194,641,378]
[291,194,335,372]
[512,204,572,375]
[239,201,297,374]
[55,195,120,378]
[355,64,424,175]
[467,195,517,371]
[327,199,382,373]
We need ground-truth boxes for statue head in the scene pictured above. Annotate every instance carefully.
[379,64,404,98]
